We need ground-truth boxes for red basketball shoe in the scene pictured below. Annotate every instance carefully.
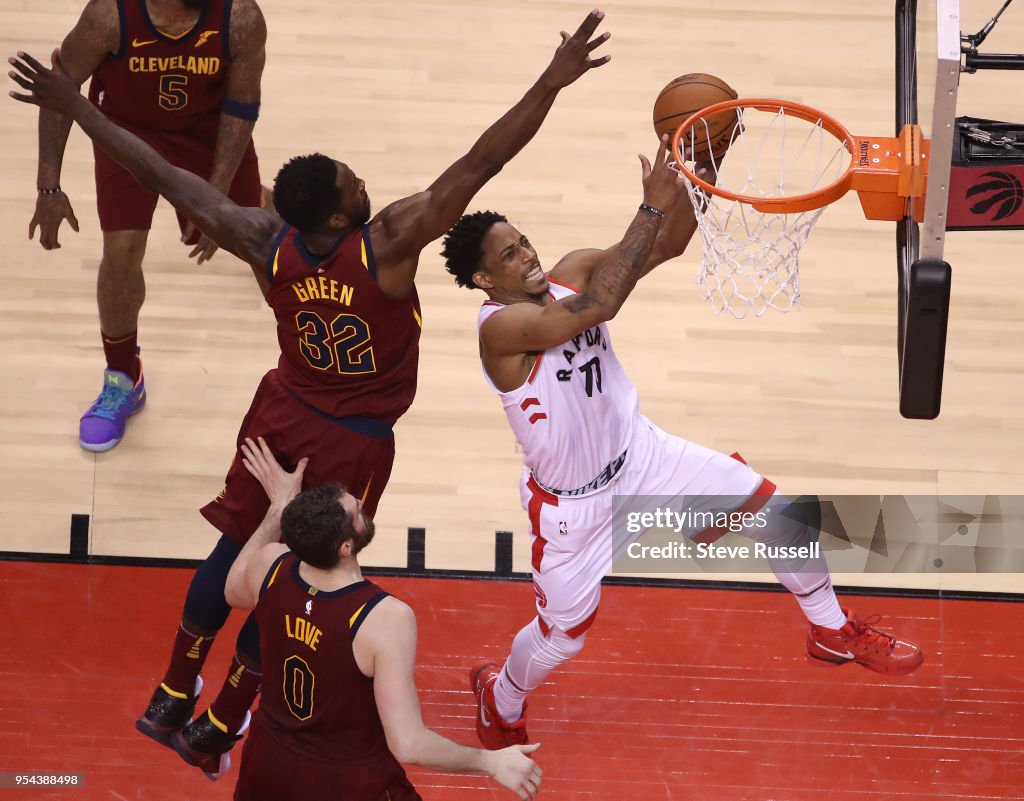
[807,607,923,675]
[469,660,529,750]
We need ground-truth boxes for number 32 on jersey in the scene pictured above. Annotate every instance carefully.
[296,311,376,375]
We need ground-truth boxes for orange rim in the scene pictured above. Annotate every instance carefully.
[671,98,860,214]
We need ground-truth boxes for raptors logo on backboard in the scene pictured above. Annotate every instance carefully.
[948,165,1024,229]
[966,170,1023,220]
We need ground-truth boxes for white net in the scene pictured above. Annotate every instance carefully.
[681,104,852,318]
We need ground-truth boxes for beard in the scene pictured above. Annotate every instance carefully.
[352,514,376,553]
[350,198,372,229]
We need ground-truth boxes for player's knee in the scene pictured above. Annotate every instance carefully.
[101,231,148,270]
[742,492,814,545]
[547,625,587,661]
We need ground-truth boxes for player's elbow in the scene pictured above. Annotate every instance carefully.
[223,572,252,610]
[602,302,623,322]
[388,740,414,765]
[223,587,246,610]
[567,290,620,327]
[464,149,504,182]
[385,728,424,765]
[480,160,504,181]
[591,296,625,324]
[591,277,639,322]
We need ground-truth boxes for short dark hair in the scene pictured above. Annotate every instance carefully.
[441,211,508,289]
[280,483,374,569]
[273,154,342,231]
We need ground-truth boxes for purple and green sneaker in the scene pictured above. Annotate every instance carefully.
[79,357,146,452]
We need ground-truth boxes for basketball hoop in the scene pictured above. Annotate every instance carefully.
[672,98,928,318]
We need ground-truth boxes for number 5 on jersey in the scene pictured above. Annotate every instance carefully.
[159,74,188,111]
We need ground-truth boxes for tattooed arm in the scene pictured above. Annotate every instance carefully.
[10,51,282,275]
[30,0,119,250]
[184,0,268,263]
[552,155,715,289]
[477,137,685,390]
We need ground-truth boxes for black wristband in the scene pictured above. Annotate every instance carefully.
[222,97,261,121]
[38,186,62,195]
[639,203,664,218]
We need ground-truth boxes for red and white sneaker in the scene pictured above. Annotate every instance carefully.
[807,607,924,675]
[469,659,528,750]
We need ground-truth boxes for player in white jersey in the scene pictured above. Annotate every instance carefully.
[442,136,924,750]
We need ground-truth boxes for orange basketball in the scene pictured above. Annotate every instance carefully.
[653,73,739,160]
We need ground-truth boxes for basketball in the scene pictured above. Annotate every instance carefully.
[652,73,739,160]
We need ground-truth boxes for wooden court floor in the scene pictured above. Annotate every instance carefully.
[0,1,1022,589]
[0,2,1022,796]
[0,562,1021,800]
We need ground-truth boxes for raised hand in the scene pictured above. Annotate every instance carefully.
[8,50,82,115]
[239,436,309,507]
[540,9,611,89]
[638,134,687,213]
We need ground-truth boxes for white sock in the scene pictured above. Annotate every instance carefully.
[493,617,585,724]
[790,576,847,629]
[742,493,847,629]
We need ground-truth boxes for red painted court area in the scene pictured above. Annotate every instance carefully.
[0,562,1021,800]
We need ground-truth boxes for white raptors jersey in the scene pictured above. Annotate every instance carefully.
[477,280,640,493]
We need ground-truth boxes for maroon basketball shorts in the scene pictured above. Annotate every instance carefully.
[234,723,421,801]
[93,125,262,238]
[201,369,396,544]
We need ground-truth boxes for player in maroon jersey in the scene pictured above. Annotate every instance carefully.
[10,8,609,781]
[218,436,542,800]
[29,0,268,453]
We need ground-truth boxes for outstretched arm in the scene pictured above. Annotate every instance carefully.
[10,51,282,271]
[31,0,118,250]
[186,0,268,264]
[368,9,611,300]
[552,153,715,289]
[367,600,543,798]
[224,438,308,610]
[481,136,687,362]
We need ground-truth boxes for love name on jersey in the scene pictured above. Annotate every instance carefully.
[290,276,355,306]
[556,325,608,396]
[285,614,323,652]
[128,55,221,75]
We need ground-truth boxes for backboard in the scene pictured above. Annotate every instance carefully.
[895,0,960,419]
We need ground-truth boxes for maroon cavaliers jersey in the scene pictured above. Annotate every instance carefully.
[255,554,409,786]
[266,225,422,424]
[88,0,233,134]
